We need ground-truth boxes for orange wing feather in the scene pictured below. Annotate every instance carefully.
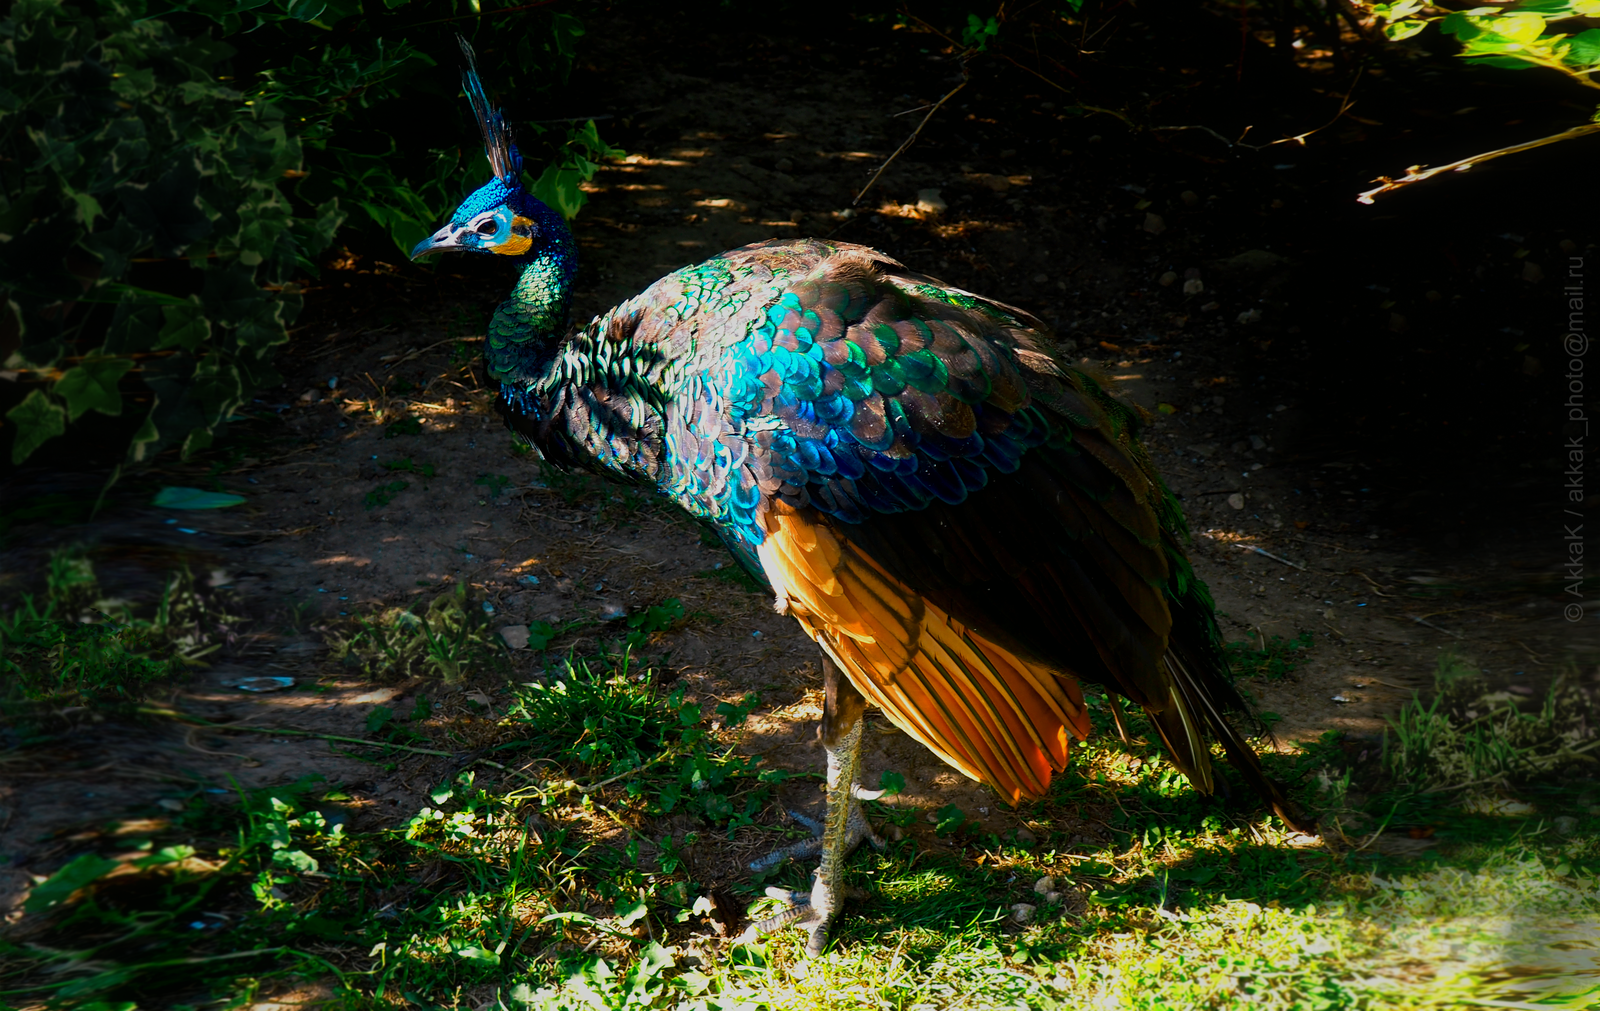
[757,500,1090,804]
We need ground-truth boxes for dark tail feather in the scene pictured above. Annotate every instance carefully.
[1149,648,1314,834]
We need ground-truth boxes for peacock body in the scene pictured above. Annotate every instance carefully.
[415,39,1304,955]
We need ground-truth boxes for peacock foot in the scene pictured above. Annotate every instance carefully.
[747,789,885,874]
[741,783,885,956]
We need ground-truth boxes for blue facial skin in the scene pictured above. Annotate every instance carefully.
[411,176,558,260]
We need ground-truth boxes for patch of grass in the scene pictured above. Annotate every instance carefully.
[1374,652,1597,798]
[475,472,512,498]
[362,479,409,510]
[383,415,424,438]
[328,582,504,684]
[1,549,241,721]
[382,456,436,478]
[1226,630,1314,680]
[507,656,765,824]
[10,632,1599,1010]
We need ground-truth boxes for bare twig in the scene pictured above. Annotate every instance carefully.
[1411,615,1465,640]
[1235,543,1307,571]
[1351,569,1391,597]
[1359,123,1600,204]
[1154,68,1362,152]
[854,68,970,206]
[384,335,483,371]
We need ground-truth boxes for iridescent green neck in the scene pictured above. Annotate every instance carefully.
[485,225,578,389]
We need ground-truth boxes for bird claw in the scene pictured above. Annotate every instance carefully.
[747,797,884,875]
[739,881,865,957]
[744,785,885,955]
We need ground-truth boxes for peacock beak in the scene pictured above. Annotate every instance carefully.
[410,223,469,259]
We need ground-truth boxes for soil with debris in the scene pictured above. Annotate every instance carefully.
[2,3,1591,931]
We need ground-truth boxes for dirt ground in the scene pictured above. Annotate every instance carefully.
[1,6,1591,930]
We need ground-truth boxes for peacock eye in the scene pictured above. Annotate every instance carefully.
[476,219,499,236]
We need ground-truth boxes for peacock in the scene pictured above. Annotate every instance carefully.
[413,39,1308,956]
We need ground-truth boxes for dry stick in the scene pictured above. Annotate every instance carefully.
[854,69,970,207]
[1358,122,1600,204]
[1351,569,1391,597]
[1235,543,1307,571]
[1411,615,1464,640]
[992,52,1133,126]
[1153,67,1362,153]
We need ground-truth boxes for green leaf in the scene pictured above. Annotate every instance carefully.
[24,854,119,913]
[6,390,66,464]
[190,356,243,418]
[157,301,212,352]
[1384,19,1428,40]
[530,164,588,221]
[55,356,133,420]
[1566,28,1600,66]
[933,802,966,837]
[129,405,160,463]
[452,944,500,967]
[615,897,649,927]
[878,770,906,796]
[272,849,319,873]
[135,844,197,867]
[181,426,214,460]
[152,486,246,509]
[1494,11,1547,42]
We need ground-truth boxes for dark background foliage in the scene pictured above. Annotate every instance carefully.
[1,0,615,472]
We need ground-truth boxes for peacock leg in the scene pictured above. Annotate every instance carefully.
[742,655,884,956]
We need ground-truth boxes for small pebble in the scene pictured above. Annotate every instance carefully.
[1033,875,1056,895]
[1182,278,1204,295]
[1010,903,1036,925]
[1331,695,1352,704]
[1159,271,1178,286]
[1554,816,1578,836]
[499,625,531,649]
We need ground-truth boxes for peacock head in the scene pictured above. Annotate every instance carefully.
[411,37,565,263]
[411,174,547,261]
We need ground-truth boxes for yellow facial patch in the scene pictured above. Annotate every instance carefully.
[492,215,536,256]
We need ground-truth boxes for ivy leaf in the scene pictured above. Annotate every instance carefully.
[55,355,133,420]
[157,300,211,352]
[6,390,66,464]
[190,356,243,418]
[530,164,587,221]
